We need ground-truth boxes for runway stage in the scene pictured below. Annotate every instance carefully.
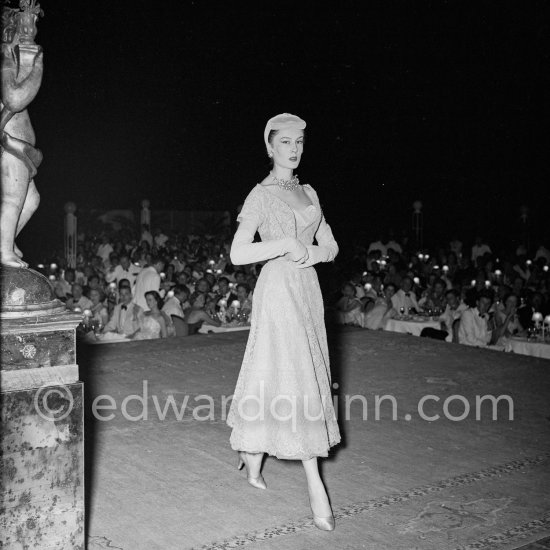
[80,328,550,550]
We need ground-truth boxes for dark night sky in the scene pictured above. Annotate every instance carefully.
[18,1,550,257]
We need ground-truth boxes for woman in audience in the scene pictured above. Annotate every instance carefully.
[184,293,222,335]
[495,293,524,339]
[363,282,397,330]
[134,291,170,339]
[335,282,363,326]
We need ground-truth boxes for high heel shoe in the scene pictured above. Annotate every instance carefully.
[312,513,335,531]
[309,487,335,531]
[237,451,267,490]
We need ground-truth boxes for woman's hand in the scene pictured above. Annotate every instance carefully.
[284,238,309,264]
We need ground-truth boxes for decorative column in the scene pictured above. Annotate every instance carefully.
[1,3,84,548]
[412,200,423,251]
[141,199,151,227]
[519,205,529,252]
[64,201,77,269]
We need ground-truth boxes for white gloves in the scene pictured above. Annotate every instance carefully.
[230,212,338,268]
[296,215,339,269]
[230,217,307,265]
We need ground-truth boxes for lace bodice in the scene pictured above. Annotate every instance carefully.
[239,184,322,246]
[135,314,161,340]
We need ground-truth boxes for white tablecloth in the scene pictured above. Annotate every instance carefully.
[198,324,250,334]
[503,337,550,359]
[84,332,131,344]
[384,317,441,337]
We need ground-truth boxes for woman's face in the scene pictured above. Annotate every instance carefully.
[146,294,158,311]
[269,127,304,171]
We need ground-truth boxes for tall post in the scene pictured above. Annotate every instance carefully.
[141,199,151,227]
[519,205,529,252]
[412,200,423,251]
[64,201,77,268]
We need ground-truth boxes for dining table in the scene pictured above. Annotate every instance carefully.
[503,336,550,360]
[198,323,251,334]
[384,314,442,337]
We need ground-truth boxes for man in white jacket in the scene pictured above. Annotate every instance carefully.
[103,287,142,337]
[132,256,165,310]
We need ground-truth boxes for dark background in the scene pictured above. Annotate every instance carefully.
[15,0,550,261]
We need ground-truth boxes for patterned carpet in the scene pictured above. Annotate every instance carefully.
[82,328,550,550]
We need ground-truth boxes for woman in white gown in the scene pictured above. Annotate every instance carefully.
[134,291,169,340]
[227,113,340,531]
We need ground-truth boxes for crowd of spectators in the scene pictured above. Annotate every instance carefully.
[37,222,550,350]
[332,233,550,350]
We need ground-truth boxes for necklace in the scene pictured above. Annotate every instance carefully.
[271,172,300,191]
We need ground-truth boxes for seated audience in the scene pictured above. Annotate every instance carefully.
[391,277,420,314]
[419,278,447,313]
[55,268,75,300]
[135,291,171,339]
[458,290,512,347]
[363,282,397,330]
[215,276,238,305]
[494,293,524,340]
[66,283,93,311]
[162,285,190,319]
[89,288,109,327]
[184,293,222,335]
[335,282,363,326]
[103,287,142,338]
[421,289,467,341]
[235,283,253,318]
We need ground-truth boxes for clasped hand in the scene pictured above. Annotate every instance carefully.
[284,238,309,265]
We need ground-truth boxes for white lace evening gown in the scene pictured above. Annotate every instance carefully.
[227,184,341,460]
[134,314,161,340]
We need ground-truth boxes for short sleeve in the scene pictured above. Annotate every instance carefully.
[236,187,264,227]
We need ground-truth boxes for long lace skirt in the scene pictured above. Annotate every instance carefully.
[227,257,341,460]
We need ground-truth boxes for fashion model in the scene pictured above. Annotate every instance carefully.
[227,113,341,531]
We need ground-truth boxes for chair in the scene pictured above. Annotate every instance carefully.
[171,315,189,337]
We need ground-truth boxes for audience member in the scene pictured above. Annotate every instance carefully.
[103,287,142,337]
[133,256,165,310]
[391,277,420,314]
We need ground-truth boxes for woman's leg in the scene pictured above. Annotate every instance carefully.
[302,457,332,517]
[243,451,264,478]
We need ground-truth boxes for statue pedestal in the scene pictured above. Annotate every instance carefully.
[1,268,84,549]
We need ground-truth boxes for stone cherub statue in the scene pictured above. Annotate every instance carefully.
[1,0,44,267]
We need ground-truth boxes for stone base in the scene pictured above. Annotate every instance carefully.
[0,383,84,549]
[0,311,84,549]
